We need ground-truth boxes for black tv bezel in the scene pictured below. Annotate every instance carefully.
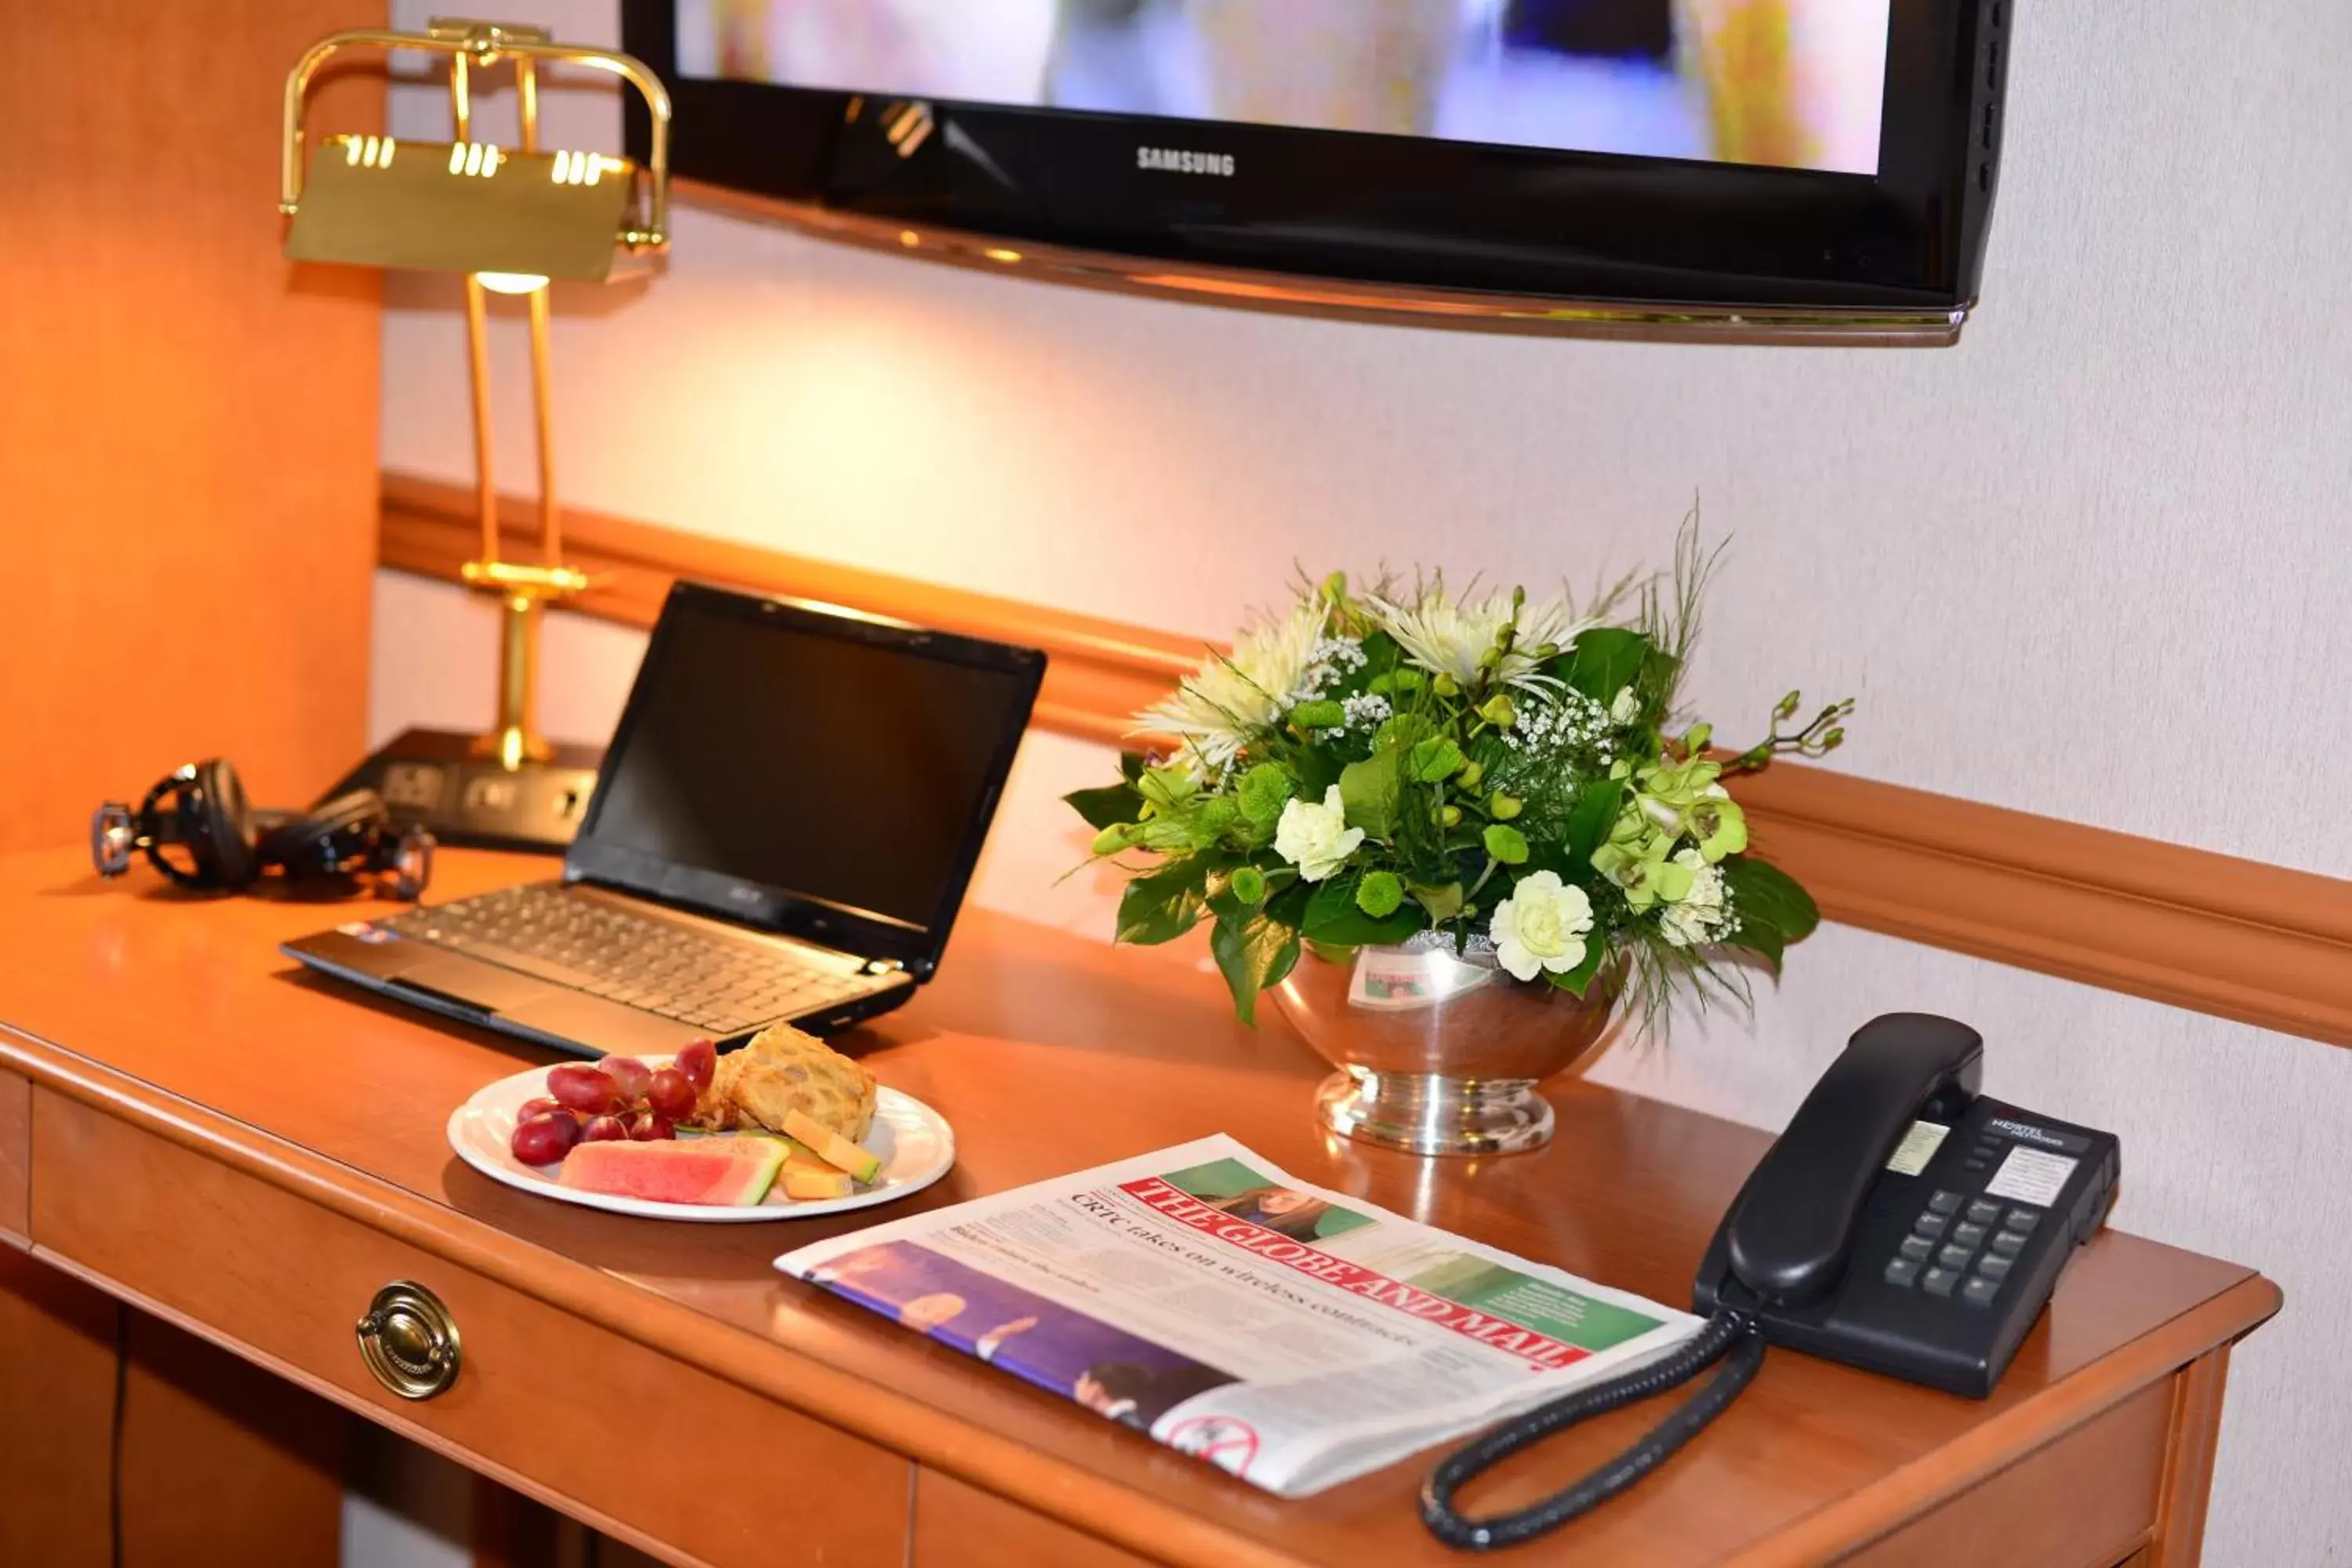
[621,0,2005,323]
[565,580,1045,978]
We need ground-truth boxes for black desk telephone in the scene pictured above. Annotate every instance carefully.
[1421,1013,2121,1550]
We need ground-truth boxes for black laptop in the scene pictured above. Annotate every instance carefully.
[285,581,1044,1058]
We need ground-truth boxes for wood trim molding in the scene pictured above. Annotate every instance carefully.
[379,470,2352,1051]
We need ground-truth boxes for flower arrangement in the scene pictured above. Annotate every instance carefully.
[1065,535,1852,1028]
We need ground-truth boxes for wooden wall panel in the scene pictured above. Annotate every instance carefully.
[0,0,385,852]
[382,473,2352,1054]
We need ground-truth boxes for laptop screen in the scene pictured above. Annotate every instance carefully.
[569,583,1044,966]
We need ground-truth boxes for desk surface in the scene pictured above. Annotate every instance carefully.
[0,848,2279,1566]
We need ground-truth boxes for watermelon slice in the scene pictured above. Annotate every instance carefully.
[557,1138,783,1207]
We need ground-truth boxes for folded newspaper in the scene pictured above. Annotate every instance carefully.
[775,1134,1700,1497]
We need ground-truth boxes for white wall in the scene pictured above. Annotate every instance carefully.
[369,2,2352,1563]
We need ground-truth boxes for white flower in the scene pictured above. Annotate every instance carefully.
[1609,685,1641,726]
[1272,785,1363,883]
[1132,598,1327,776]
[1488,870,1595,982]
[1657,850,1730,949]
[1341,691,1392,731]
[1367,582,1592,694]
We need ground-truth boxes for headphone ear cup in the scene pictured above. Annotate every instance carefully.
[189,758,261,889]
[258,789,390,877]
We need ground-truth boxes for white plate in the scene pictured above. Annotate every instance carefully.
[446,1058,954,1223]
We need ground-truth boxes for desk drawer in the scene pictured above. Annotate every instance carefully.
[1840,1376,2171,1566]
[0,1067,26,1243]
[913,1468,1152,1568]
[29,1090,909,1568]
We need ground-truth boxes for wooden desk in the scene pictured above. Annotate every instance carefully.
[0,848,2278,1566]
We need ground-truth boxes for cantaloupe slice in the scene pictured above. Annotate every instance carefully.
[782,1109,882,1184]
[779,1152,855,1201]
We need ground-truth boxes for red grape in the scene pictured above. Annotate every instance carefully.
[625,1110,675,1142]
[516,1097,569,1124]
[645,1068,696,1120]
[579,1114,629,1143]
[548,1064,619,1114]
[675,1039,717,1093]
[510,1112,580,1167]
[602,1055,653,1103]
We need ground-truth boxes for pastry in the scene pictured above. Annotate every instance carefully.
[685,1024,877,1142]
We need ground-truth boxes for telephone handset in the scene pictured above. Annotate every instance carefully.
[1421,1014,2121,1551]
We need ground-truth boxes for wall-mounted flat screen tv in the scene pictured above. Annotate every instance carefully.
[622,1,2011,342]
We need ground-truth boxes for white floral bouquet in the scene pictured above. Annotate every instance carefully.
[1067,535,1851,1026]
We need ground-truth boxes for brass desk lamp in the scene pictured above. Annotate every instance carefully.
[281,18,670,849]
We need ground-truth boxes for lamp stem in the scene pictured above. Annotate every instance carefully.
[488,591,551,768]
[463,275,499,568]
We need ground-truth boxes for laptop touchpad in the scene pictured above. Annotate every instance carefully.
[390,953,552,1014]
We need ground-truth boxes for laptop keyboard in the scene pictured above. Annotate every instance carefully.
[385,884,873,1036]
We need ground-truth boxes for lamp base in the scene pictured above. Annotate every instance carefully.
[322,728,601,854]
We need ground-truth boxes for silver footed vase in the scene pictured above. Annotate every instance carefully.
[1269,933,1617,1156]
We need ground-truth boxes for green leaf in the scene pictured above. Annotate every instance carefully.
[1565,779,1623,866]
[1412,880,1465,924]
[1548,932,1613,997]
[1722,855,1820,945]
[1483,824,1530,865]
[1290,699,1346,730]
[1719,919,1787,974]
[1407,737,1465,783]
[1115,857,1213,946]
[1371,712,1437,749]
[1065,782,1145,832]
[1301,877,1424,946]
[1338,748,1401,840]
[1210,911,1302,1027]
[1563,627,1652,702]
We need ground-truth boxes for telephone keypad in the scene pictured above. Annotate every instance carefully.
[1899,1234,1935,1262]
[1989,1230,2027,1258]
[1965,1199,2004,1226]
[2005,1208,2041,1232]
[1913,1212,1950,1239]
[1936,1243,1974,1271]
[1885,1258,1922,1287]
[1976,1253,2014,1281]
[1922,1266,1959,1297]
[1927,1189,1963,1215]
[1951,1221,1989,1249]
[1961,1275,2002,1308]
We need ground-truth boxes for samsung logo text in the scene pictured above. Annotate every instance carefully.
[1138,147,1235,177]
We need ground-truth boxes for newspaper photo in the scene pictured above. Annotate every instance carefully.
[775,1134,1699,1497]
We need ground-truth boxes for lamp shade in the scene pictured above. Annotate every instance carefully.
[286,136,635,281]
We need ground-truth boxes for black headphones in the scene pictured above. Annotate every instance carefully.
[91,759,434,899]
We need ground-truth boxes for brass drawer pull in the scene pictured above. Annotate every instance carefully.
[356,1281,463,1400]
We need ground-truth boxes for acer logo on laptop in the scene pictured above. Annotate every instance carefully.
[1137,147,1235,177]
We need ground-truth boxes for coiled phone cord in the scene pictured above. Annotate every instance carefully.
[1418,1307,1766,1551]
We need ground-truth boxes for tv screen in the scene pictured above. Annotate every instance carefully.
[625,0,2006,339]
